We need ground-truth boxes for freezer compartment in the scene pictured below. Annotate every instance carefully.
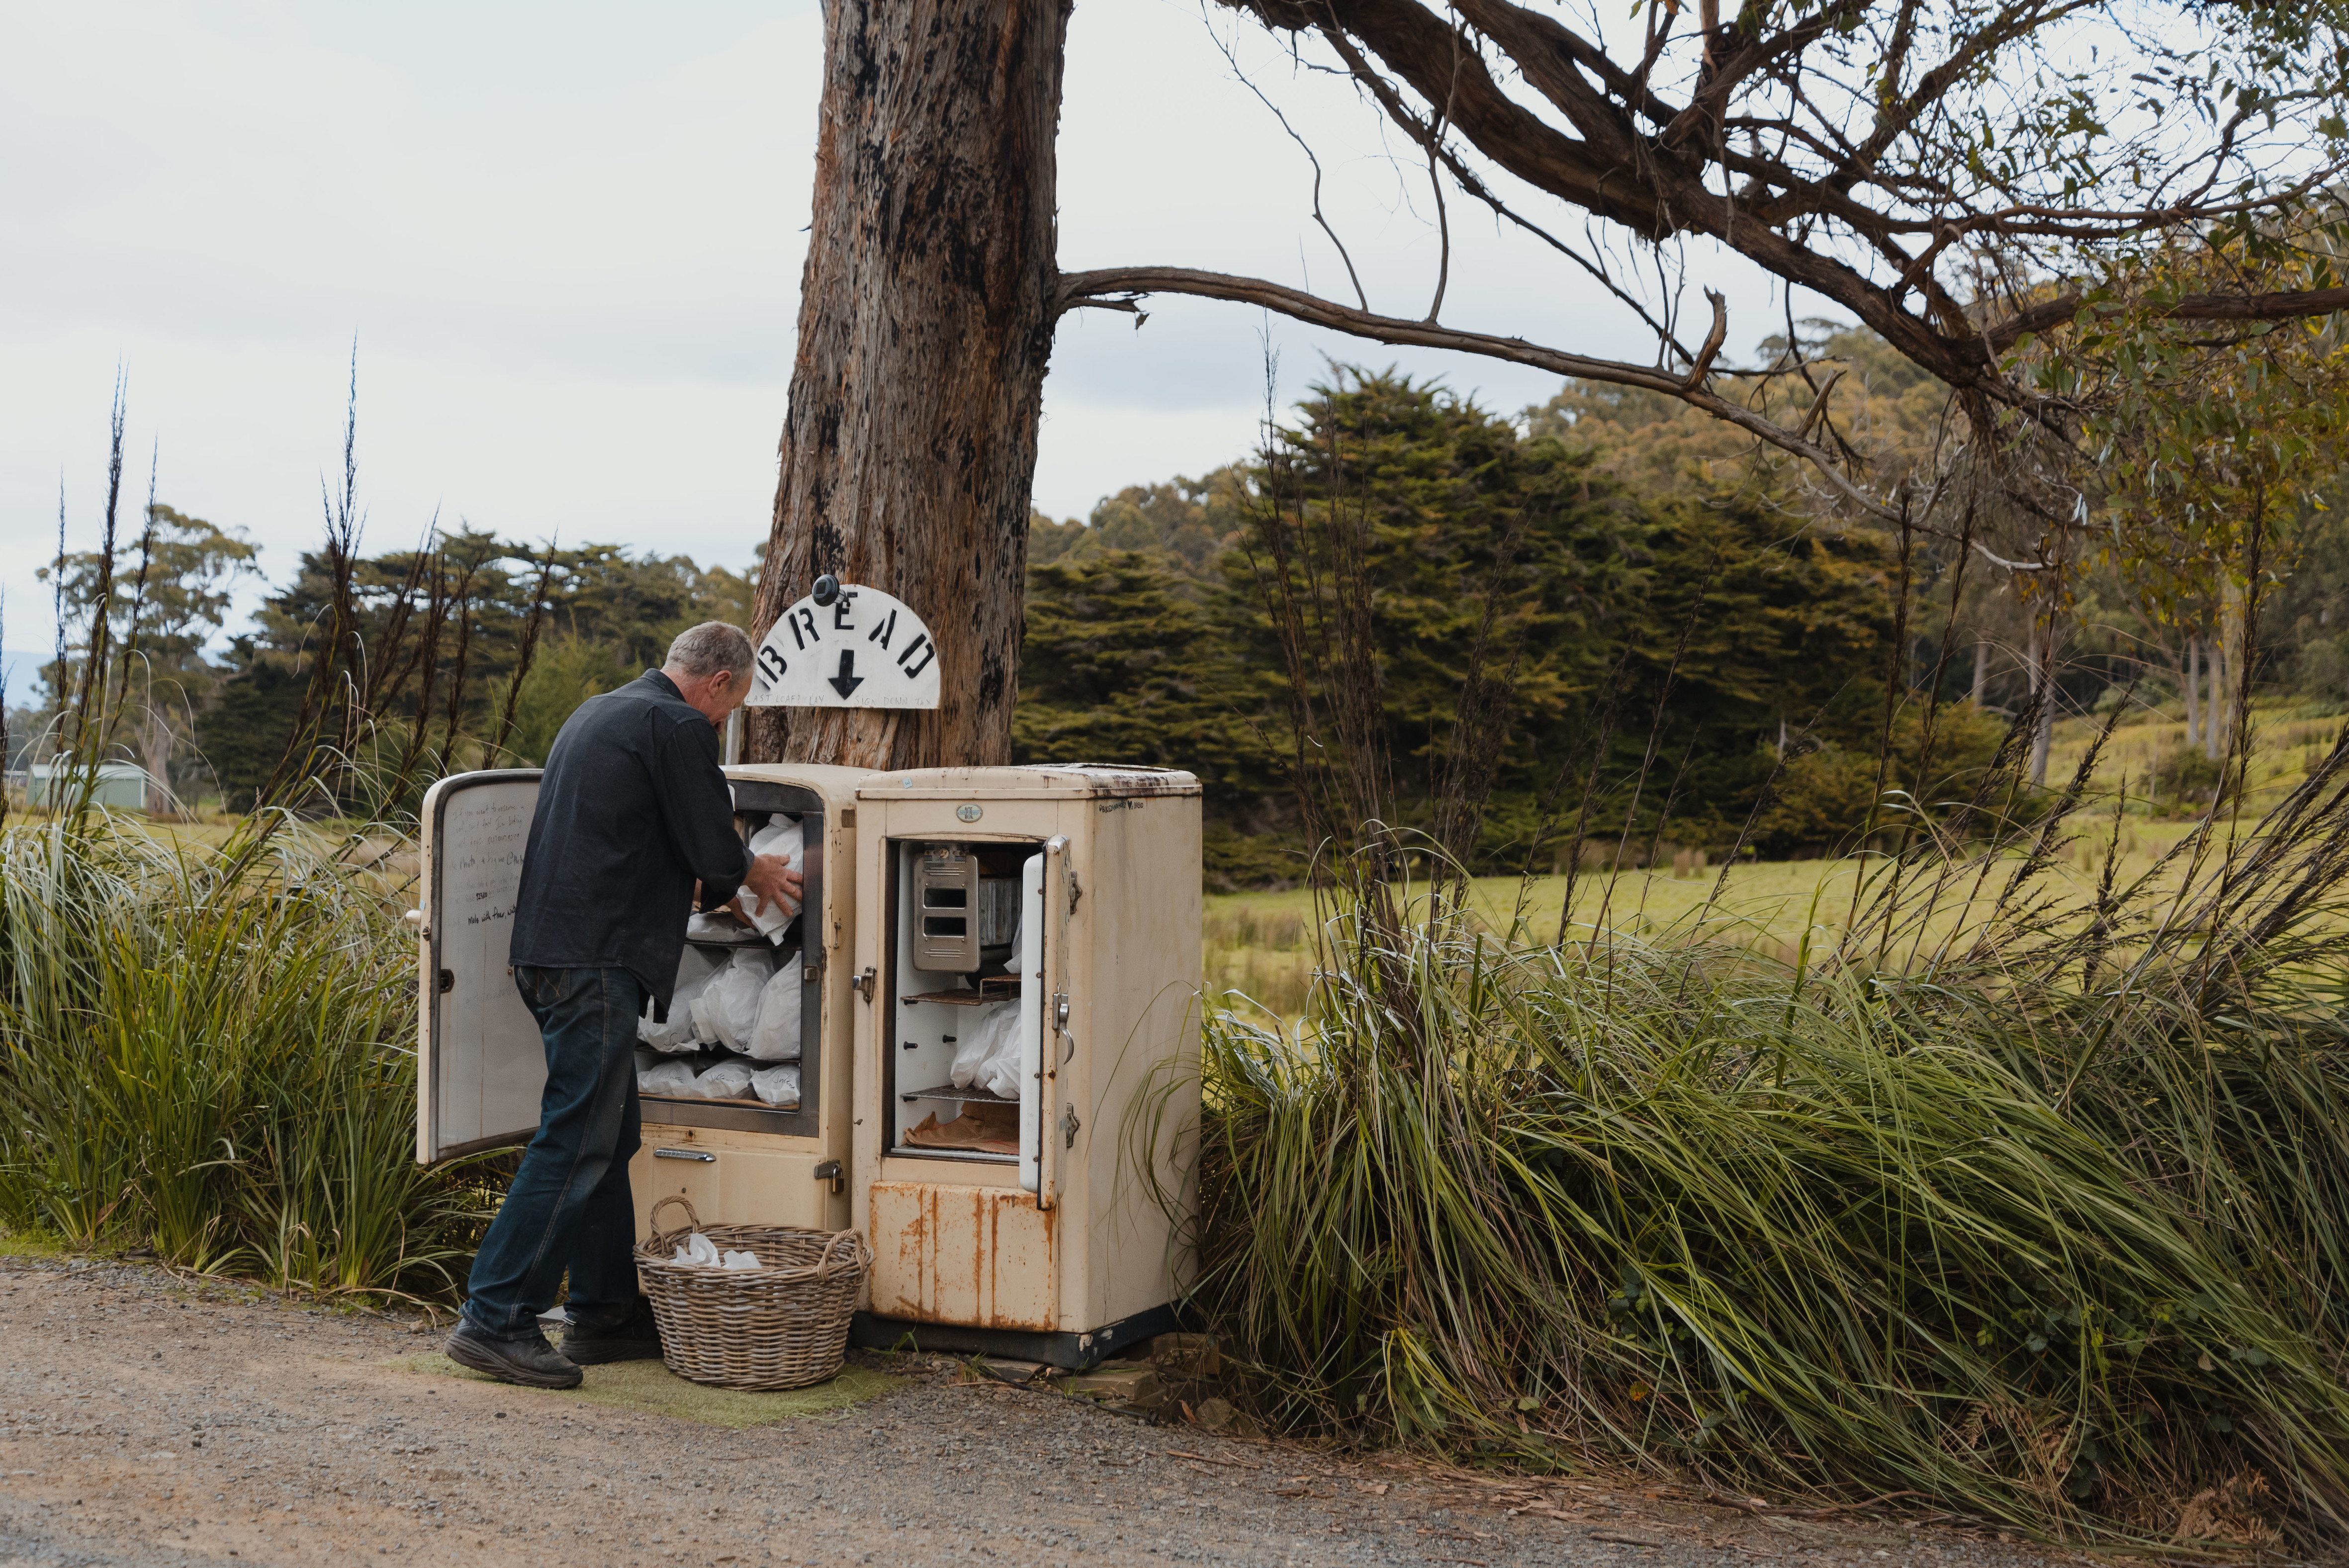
[886,840,1042,1166]
[910,844,1021,970]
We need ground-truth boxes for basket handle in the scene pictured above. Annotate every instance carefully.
[815,1228,867,1278]
[649,1194,704,1237]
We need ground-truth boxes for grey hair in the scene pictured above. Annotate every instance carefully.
[664,621,755,683]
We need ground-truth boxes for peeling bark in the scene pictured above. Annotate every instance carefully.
[750,0,1071,770]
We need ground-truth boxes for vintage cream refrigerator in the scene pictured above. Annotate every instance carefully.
[414,758,1203,1370]
[414,763,878,1234]
[844,764,1202,1368]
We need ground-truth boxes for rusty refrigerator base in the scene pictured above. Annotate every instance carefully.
[848,1302,1183,1370]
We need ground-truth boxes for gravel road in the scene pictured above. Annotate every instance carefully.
[0,1250,2069,1568]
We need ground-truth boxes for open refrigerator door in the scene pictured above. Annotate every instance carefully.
[1016,851,1044,1195]
[416,770,546,1163]
[1030,835,1071,1205]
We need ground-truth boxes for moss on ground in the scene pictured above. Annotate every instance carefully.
[390,1351,906,1428]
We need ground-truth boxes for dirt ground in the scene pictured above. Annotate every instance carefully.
[0,1250,2076,1568]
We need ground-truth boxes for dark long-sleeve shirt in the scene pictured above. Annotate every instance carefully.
[508,669,750,1008]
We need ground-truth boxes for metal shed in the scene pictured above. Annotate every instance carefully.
[27,762,153,810]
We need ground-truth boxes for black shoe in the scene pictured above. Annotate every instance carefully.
[444,1323,583,1389]
[560,1299,664,1365]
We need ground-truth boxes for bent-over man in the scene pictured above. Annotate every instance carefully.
[445,621,800,1388]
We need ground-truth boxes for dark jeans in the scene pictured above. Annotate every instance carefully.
[460,965,644,1340]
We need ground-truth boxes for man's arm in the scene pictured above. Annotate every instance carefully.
[652,715,753,910]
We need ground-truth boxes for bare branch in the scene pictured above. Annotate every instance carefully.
[1208,18,1372,312]
[1984,282,2349,352]
[1682,288,1729,389]
[1057,262,1898,520]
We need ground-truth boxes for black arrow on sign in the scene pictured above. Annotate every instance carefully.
[828,649,866,698]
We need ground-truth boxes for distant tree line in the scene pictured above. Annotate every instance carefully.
[19,353,2348,883]
[1020,368,2009,887]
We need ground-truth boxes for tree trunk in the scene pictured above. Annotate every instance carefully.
[2027,619,2056,786]
[748,0,1072,770]
[1970,633,1989,707]
[2182,633,2201,748]
[2205,621,2228,761]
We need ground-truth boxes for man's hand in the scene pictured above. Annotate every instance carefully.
[735,853,804,918]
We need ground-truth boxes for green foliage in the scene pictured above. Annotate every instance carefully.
[1753,702,2012,857]
[201,527,756,807]
[1011,370,1925,881]
[1246,368,1653,818]
[1029,467,1248,582]
[1583,501,1908,849]
[1012,549,1279,794]
[0,813,495,1296]
[1528,327,1948,512]
[503,633,637,768]
[2150,742,2231,809]
[35,504,261,802]
[2270,501,2349,704]
[193,637,309,812]
[1184,787,2349,1543]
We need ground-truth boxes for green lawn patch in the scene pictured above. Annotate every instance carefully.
[389,1350,907,1427]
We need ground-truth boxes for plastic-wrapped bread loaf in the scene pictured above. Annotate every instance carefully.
[750,1063,800,1108]
[948,1004,1011,1090]
[694,948,772,1053]
[637,1059,698,1095]
[947,1003,1024,1100]
[686,1058,756,1101]
[746,956,802,1062]
[640,946,723,1053]
[740,818,804,941]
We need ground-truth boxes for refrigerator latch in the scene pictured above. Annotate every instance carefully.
[1060,1105,1082,1149]
[814,1159,845,1196]
[856,966,876,1002]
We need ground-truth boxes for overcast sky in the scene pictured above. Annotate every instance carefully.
[1,0,1797,677]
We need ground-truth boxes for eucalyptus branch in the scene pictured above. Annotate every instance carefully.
[1058,263,1898,519]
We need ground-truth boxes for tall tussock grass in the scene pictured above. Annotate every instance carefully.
[1193,919,2349,1545]
[1182,411,2349,1546]
[0,811,494,1299]
[0,382,518,1301]
[1184,705,2349,1546]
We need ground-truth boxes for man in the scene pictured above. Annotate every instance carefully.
[445,621,801,1389]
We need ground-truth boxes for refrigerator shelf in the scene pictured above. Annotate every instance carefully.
[642,1091,801,1112]
[899,1083,1019,1106]
[900,984,1019,1008]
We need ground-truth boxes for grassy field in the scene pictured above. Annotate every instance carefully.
[1207,699,2347,1016]
[15,697,2341,1024]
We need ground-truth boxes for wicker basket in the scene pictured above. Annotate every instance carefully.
[634,1196,872,1391]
